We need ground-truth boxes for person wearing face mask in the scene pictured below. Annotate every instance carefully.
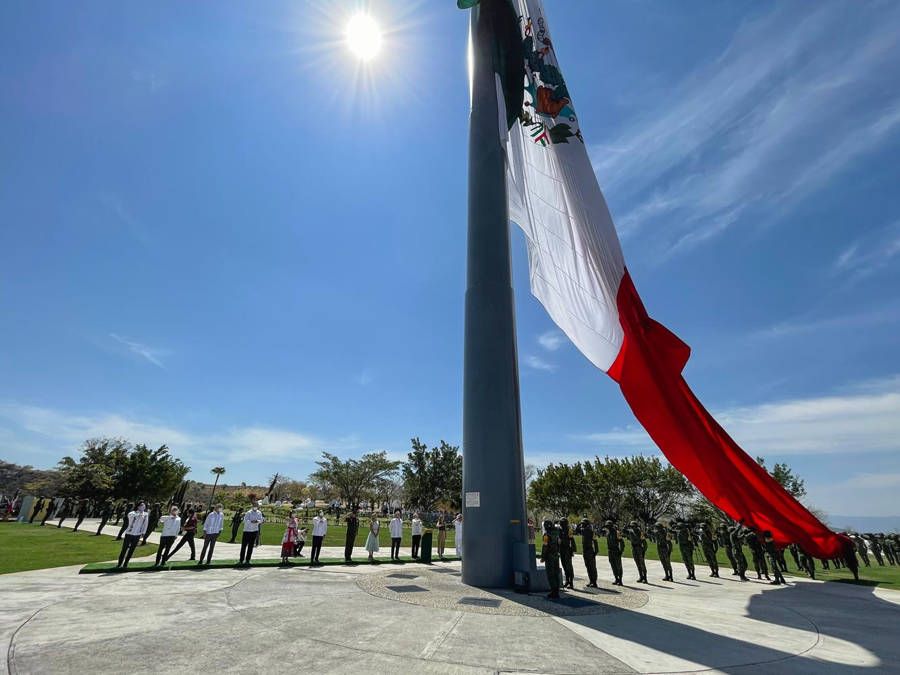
[117,502,149,569]
[198,504,225,565]
[166,507,198,562]
[155,505,181,566]
[239,503,265,566]
[311,511,328,566]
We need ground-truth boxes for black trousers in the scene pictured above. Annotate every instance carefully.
[239,531,258,563]
[168,531,196,560]
[116,518,129,539]
[391,537,401,559]
[584,554,598,584]
[74,515,86,532]
[294,540,305,556]
[229,522,240,543]
[412,534,421,558]
[155,536,175,565]
[344,526,358,561]
[29,507,40,524]
[96,516,109,535]
[311,535,324,562]
[118,534,141,568]
[199,533,219,564]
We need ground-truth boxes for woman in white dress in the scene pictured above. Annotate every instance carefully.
[365,516,381,562]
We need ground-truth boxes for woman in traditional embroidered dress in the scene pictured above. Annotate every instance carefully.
[281,510,298,564]
[365,516,381,562]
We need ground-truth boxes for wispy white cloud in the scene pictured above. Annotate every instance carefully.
[523,354,557,372]
[572,375,900,456]
[537,330,565,352]
[751,303,900,340]
[0,403,361,468]
[592,3,900,257]
[832,220,900,284]
[109,333,168,368]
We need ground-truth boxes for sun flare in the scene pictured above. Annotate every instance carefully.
[345,12,383,62]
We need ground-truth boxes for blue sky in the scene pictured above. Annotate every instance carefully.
[2,1,899,519]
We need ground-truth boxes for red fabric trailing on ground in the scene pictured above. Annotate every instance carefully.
[608,269,847,559]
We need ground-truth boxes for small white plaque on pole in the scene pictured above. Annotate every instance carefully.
[465,491,480,507]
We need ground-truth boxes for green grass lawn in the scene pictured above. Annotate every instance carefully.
[0,521,130,574]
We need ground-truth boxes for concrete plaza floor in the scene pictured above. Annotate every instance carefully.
[2,520,899,674]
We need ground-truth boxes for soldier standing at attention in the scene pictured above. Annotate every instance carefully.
[73,498,90,532]
[143,503,162,545]
[540,519,561,599]
[655,523,674,582]
[798,546,816,579]
[674,519,696,581]
[29,497,45,524]
[344,507,359,563]
[854,535,871,567]
[717,523,737,574]
[762,531,786,585]
[842,536,860,581]
[787,543,801,570]
[602,520,625,586]
[558,518,576,589]
[576,518,599,588]
[56,497,72,528]
[729,523,749,581]
[869,534,885,566]
[699,523,720,578]
[40,498,58,526]
[624,521,648,584]
[95,499,113,535]
[745,527,770,580]
[229,508,244,544]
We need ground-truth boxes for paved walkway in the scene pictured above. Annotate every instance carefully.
[3,521,899,674]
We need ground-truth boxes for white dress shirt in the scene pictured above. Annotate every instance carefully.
[389,517,403,538]
[411,519,423,536]
[160,514,181,537]
[312,516,327,537]
[204,510,224,534]
[125,510,149,537]
[243,509,265,533]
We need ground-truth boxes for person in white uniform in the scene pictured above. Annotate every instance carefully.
[311,511,328,565]
[239,503,265,565]
[117,502,149,570]
[454,513,463,559]
[198,503,225,565]
[411,513,424,559]
[389,510,403,561]
[154,505,181,566]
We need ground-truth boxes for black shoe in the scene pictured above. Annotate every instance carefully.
[547,592,560,599]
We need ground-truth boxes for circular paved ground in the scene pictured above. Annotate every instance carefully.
[356,567,648,616]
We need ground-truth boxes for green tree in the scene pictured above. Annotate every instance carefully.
[208,466,226,506]
[309,451,401,508]
[620,455,693,524]
[401,438,463,512]
[116,444,189,502]
[756,456,806,499]
[57,438,131,499]
[527,462,588,518]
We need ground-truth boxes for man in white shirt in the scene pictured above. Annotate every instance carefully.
[117,501,149,570]
[239,503,265,565]
[389,510,403,561]
[411,513,424,560]
[198,503,225,566]
[155,505,181,566]
[311,511,327,565]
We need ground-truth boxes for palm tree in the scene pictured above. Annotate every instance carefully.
[208,467,226,510]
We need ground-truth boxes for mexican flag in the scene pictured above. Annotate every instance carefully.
[471,0,848,559]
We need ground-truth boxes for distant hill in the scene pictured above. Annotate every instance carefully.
[827,515,900,533]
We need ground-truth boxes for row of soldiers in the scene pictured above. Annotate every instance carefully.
[538,517,898,599]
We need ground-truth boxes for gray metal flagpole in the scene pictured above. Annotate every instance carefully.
[461,0,529,588]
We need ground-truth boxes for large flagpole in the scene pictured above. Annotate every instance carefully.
[462,0,528,588]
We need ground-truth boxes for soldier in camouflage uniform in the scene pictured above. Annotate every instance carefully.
[729,523,749,581]
[869,534,885,566]
[576,517,599,588]
[762,531,786,585]
[540,519,561,599]
[673,519,696,581]
[698,523,720,578]
[655,522,674,582]
[745,527,770,580]
[602,520,625,586]
[717,523,737,575]
[623,521,648,584]
[558,517,576,589]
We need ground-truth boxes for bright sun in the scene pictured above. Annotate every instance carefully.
[345,13,383,62]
